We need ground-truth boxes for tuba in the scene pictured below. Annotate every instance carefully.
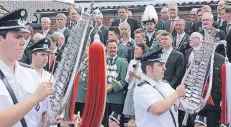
[45,3,95,126]
[179,28,227,126]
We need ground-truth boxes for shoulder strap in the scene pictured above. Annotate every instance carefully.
[137,81,148,87]
[19,62,33,69]
[144,80,177,127]
[0,70,28,127]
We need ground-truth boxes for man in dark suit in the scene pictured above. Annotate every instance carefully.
[66,7,81,30]
[156,7,170,30]
[111,6,141,39]
[186,8,199,34]
[56,13,70,44]
[160,31,184,89]
[40,17,53,37]
[214,0,226,28]
[90,10,108,45]
[173,19,190,54]
[162,3,180,37]
[221,6,231,62]
[192,5,219,32]
[45,32,65,73]
[184,32,225,127]
[199,12,226,56]
[19,25,34,64]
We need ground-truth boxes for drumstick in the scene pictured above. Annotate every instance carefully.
[49,56,57,81]
[75,111,81,127]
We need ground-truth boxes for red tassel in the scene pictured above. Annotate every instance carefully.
[69,72,80,122]
[221,64,227,124]
[80,41,106,127]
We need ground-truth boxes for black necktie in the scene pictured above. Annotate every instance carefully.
[226,24,231,37]
[108,58,113,65]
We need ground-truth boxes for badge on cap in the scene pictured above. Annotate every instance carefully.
[43,44,48,48]
[21,10,26,16]
[18,19,26,26]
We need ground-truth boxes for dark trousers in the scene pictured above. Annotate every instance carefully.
[178,110,195,127]
[74,102,85,116]
[198,109,221,127]
[102,103,124,127]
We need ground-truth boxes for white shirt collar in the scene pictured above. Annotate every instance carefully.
[171,16,179,21]
[163,47,173,54]
[58,27,66,33]
[0,60,21,77]
[177,32,185,37]
[43,29,49,33]
[120,18,128,23]
[97,24,103,30]
[142,75,160,87]
[193,43,202,51]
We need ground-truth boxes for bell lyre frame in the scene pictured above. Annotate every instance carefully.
[179,28,227,126]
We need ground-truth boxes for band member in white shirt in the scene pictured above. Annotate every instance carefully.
[133,48,186,127]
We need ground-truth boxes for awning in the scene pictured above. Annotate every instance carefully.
[0,0,75,22]
[77,0,219,9]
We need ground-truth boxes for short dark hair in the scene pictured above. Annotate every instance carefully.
[107,39,117,46]
[0,28,22,39]
[197,8,202,14]
[160,31,173,38]
[109,27,120,36]
[136,43,148,54]
[68,7,80,15]
[118,6,128,12]
[225,6,231,13]
[0,30,8,39]
[141,61,154,74]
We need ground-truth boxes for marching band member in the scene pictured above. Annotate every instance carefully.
[133,48,186,127]
[0,9,54,127]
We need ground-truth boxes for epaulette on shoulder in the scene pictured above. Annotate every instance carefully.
[19,62,33,69]
[137,81,149,87]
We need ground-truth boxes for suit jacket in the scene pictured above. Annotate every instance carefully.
[106,56,128,104]
[162,20,177,37]
[90,26,108,45]
[63,28,70,43]
[156,20,165,30]
[192,21,219,32]
[39,29,53,37]
[163,49,184,89]
[199,29,226,56]
[44,45,65,73]
[184,48,225,110]
[185,21,195,35]
[111,18,142,38]
[172,34,190,55]
[220,21,231,61]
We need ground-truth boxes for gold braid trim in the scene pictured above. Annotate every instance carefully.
[113,79,123,89]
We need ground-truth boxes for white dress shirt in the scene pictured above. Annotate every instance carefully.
[162,47,173,61]
[176,32,185,47]
[0,60,49,127]
[42,29,50,36]
[134,75,179,127]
